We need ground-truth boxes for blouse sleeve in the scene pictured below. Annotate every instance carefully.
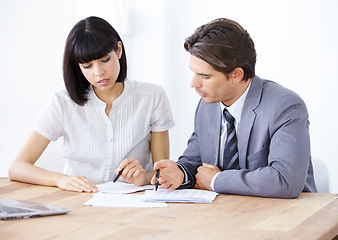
[33,91,65,141]
[150,86,175,132]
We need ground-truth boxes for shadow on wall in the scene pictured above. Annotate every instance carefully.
[312,158,330,193]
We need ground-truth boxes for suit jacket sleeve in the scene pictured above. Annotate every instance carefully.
[176,100,204,188]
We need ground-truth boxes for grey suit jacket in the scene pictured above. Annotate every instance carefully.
[177,76,317,198]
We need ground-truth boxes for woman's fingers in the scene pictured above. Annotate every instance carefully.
[58,175,98,192]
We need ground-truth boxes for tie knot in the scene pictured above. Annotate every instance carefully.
[223,108,235,124]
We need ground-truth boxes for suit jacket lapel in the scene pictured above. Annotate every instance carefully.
[204,102,222,166]
[238,76,263,168]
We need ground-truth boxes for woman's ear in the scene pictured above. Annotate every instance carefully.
[117,41,123,59]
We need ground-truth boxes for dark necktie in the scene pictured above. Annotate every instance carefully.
[222,109,240,170]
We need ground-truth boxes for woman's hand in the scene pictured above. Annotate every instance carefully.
[57,175,98,192]
[115,158,147,186]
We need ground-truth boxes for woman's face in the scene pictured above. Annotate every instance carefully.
[78,42,123,93]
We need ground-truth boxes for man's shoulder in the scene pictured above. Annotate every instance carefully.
[259,78,301,99]
[253,78,307,115]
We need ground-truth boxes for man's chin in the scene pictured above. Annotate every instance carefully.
[201,97,215,104]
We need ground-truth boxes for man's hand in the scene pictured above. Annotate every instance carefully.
[151,160,184,192]
[195,163,220,191]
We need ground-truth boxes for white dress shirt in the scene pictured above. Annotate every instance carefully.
[34,79,175,183]
[210,81,251,190]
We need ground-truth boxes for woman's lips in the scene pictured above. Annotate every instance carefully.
[97,78,109,86]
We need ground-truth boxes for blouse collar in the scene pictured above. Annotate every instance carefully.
[88,79,130,107]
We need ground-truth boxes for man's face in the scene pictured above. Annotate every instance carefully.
[189,55,239,106]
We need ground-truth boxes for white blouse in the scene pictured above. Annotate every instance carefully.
[34,79,175,182]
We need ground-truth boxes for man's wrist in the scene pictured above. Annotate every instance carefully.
[176,163,192,188]
[177,164,188,184]
[210,172,221,191]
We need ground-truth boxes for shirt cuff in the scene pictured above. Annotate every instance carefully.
[177,163,190,186]
[210,172,221,191]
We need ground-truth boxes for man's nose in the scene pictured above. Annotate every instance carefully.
[190,74,201,88]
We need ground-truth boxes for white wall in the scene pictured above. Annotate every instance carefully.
[1,0,337,193]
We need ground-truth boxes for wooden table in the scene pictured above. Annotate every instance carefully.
[0,178,337,240]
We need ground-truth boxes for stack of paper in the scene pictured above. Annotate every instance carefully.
[96,182,154,194]
[83,193,167,208]
[143,189,218,203]
[83,182,219,208]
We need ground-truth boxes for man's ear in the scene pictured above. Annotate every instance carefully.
[231,67,244,83]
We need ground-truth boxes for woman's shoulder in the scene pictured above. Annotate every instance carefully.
[50,89,71,101]
[47,89,79,107]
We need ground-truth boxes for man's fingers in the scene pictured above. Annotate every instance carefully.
[150,174,157,184]
[202,163,216,168]
[159,178,169,188]
[153,159,171,171]
[153,161,161,171]
[158,177,179,192]
[167,183,178,192]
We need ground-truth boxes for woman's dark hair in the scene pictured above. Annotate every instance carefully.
[63,16,127,105]
[184,18,256,81]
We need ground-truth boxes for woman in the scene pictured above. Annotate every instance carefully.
[8,16,174,192]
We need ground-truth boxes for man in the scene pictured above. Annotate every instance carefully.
[151,18,317,198]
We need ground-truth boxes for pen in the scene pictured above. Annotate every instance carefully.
[155,169,160,191]
[113,167,125,183]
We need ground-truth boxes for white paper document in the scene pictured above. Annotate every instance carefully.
[143,189,219,203]
[83,193,168,208]
[96,182,154,194]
